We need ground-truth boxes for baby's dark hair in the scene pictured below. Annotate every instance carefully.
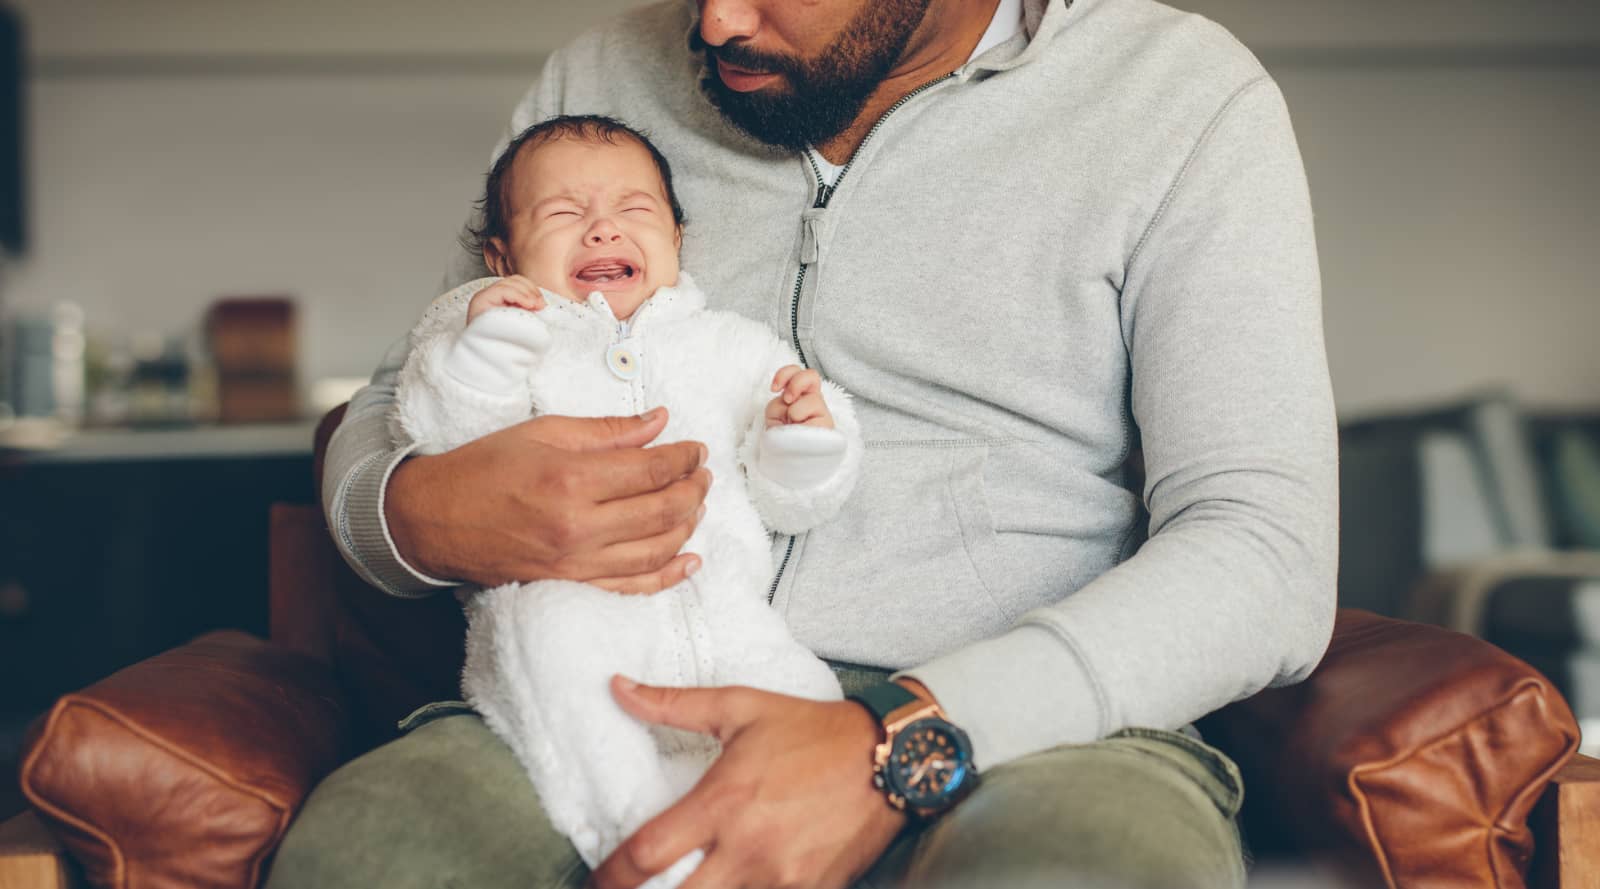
[463,114,687,259]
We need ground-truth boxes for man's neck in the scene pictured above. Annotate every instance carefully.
[813,0,1003,165]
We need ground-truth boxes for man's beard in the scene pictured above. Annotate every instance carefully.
[695,0,934,152]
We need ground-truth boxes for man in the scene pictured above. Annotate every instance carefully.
[270,0,1337,886]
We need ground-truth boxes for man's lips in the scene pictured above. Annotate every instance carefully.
[716,57,781,93]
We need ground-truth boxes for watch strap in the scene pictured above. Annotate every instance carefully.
[848,681,921,724]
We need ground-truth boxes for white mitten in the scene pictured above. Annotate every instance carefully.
[443,306,551,393]
[757,424,848,490]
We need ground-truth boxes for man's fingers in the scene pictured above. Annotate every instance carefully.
[579,446,710,506]
[610,677,757,740]
[588,552,701,595]
[588,801,716,889]
[583,473,708,546]
[580,498,704,576]
[676,848,740,889]
[522,410,675,453]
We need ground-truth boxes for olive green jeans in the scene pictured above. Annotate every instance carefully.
[268,667,1246,889]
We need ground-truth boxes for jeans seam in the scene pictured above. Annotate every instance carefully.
[1114,728,1242,799]
[397,699,475,734]
[1090,742,1248,883]
[1103,731,1243,818]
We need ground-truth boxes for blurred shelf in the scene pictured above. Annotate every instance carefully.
[0,419,317,464]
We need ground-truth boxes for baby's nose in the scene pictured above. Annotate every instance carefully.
[585,220,624,244]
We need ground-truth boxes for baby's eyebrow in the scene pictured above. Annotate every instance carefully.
[616,189,661,205]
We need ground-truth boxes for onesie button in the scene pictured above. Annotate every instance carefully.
[606,344,641,381]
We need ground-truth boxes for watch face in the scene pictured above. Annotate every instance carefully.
[886,717,975,809]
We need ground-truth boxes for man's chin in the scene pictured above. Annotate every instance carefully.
[702,77,848,152]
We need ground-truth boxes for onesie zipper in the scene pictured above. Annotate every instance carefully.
[767,72,958,607]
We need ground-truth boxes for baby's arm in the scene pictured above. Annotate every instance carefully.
[391,277,552,456]
[737,338,863,534]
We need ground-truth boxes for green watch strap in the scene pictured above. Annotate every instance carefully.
[847,680,921,723]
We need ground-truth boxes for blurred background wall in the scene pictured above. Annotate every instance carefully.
[2,0,1597,416]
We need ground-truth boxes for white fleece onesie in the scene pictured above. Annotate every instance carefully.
[392,272,862,886]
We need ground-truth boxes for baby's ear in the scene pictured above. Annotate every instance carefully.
[673,225,683,250]
[484,238,512,277]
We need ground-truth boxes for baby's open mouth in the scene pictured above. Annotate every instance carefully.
[574,260,638,284]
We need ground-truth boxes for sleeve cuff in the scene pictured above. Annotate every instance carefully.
[756,425,848,489]
[337,443,457,597]
[896,620,1107,769]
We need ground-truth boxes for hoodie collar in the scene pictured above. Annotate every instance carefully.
[964,0,1086,76]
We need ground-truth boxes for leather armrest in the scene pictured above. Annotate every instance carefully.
[1199,609,1580,888]
[19,631,349,889]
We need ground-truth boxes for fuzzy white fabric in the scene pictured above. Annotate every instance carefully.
[393,272,861,886]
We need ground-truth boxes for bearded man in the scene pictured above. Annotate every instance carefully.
[271,1,1337,886]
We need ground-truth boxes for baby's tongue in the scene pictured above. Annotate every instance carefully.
[576,262,632,283]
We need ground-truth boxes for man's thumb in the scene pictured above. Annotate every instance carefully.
[611,675,749,742]
[531,408,668,452]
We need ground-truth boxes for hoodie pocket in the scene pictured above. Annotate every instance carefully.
[780,439,1012,666]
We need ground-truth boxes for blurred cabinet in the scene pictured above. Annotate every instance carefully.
[0,438,313,717]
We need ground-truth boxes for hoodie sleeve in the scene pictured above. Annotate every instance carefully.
[737,335,864,534]
[901,77,1337,769]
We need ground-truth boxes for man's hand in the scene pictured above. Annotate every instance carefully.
[386,408,711,594]
[766,366,834,429]
[588,677,907,889]
[468,274,547,323]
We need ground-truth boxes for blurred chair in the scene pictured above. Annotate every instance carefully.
[1337,391,1600,754]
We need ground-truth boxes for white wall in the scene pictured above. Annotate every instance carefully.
[1279,65,1600,415]
[12,70,536,388]
[5,0,1598,415]
[15,0,644,58]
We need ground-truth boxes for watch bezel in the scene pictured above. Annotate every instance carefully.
[882,715,977,814]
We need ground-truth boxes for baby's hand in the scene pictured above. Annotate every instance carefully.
[467,275,546,324]
[765,366,833,429]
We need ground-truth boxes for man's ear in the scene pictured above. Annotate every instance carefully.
[484,238,512,277]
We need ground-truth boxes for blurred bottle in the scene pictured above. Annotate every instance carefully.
[51,302,86,424]
[125,330,193,426]
[84,330,133,426]
[5,302,85,424]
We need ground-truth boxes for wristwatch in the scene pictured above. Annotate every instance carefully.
[847,681,979,820]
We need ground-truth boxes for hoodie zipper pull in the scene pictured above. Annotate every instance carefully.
[800,212,823,266]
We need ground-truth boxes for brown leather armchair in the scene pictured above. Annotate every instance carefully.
[5,407,1598,889]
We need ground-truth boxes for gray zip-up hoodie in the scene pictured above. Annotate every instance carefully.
[324,0,1338,769]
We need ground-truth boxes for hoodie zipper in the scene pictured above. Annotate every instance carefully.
[767,72,958,607]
